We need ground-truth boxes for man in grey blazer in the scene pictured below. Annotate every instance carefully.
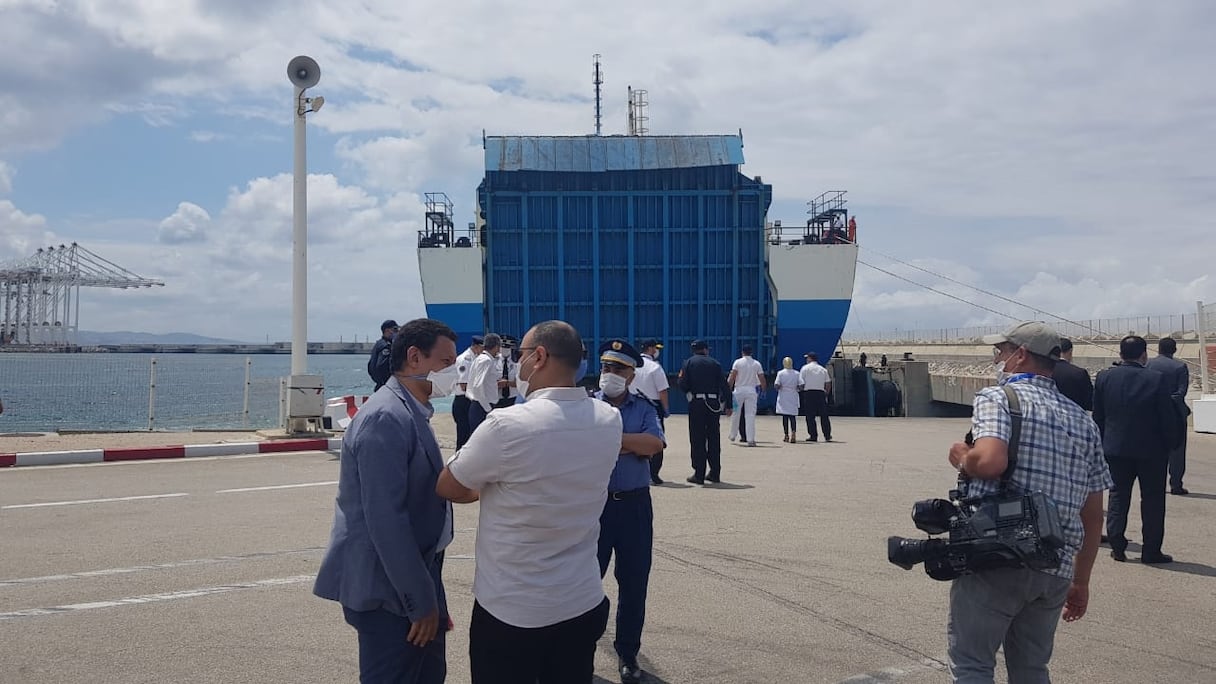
[315,318,459,683]
[1093,335,1184,564]
[1146,337,1191,495]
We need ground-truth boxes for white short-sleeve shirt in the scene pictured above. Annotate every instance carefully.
[731,356,764,390]
[799,362,831,391]
[633,355,669,403]
[446,386,622,628]
[453,347,478,396]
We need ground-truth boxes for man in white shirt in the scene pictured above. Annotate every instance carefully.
[465,333,506,433]
[633,338,670,484]
[728,344,766,447]
[451,334,484,450]
[437,320,621,684]
[798,352,833,442]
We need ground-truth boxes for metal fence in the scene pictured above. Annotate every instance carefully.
[843,312,1199,344]
[1198,301,1216,396]
[0,353,376,433]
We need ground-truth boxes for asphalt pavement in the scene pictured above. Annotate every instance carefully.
[2,416,1214,683]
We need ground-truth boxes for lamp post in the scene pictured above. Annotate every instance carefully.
[284,56,325,433]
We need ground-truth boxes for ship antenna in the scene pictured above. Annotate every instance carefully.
[593,54,603,136]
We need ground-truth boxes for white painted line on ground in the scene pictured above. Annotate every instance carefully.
[216,480,338,494]
[1,493,190,510]
[0,575,314,622]
[0,547,325,589]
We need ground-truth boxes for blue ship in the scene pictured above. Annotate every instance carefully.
[417,134,858,410]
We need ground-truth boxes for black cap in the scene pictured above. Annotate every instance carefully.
[639,338,663,350]
[471,334,485,345]
[691,339,709,351]
[599,338,643,368]
[380,319,399,331]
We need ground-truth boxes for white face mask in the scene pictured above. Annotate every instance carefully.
[515,351,537,397]
[426,364,459,398]
[599,372,628,398]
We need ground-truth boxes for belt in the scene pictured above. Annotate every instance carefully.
[693,393,719,400]
[608,487,650,501]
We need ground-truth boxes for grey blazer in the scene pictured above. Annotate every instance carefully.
[314,377,451,623]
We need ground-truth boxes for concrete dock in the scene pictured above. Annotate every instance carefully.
[1,415,1213,683]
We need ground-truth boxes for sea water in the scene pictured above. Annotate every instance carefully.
[0,353,454,433]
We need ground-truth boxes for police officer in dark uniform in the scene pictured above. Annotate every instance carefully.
[678,340,732,484]
[596,339,665,684]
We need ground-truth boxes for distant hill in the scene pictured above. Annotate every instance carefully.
[77,331,247,345]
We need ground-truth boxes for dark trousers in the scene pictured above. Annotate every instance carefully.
[1106,456,1168,555]
[469,597,610,684]
[468,402,489,434]
[781,414,797,435]
[687,399,722,479]
[1169,435,1187,489]
[343,608,446,684]
[598,491,654,665]
[649,416,665,482]
[452,395,472,450]
[800,390,832,441]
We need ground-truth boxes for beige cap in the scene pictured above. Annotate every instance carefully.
[982,321,1062,359]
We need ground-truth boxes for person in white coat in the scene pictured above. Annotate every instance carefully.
[774,357,803,443]
[728,344,766,447]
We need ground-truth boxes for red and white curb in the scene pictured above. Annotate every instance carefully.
[0,438,343,469]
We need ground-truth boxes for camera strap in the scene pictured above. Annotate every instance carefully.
[1000,385,1023,491]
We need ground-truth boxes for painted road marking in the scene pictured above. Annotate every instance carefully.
[0,547,325,589]
[1,493,190,510]
[216,480,338,494]
[0,575,314,622]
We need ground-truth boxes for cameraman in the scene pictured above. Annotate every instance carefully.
[946,322,1112,683]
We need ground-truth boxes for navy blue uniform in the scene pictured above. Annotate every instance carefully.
[678,349,730,482]
[597,390,664,670]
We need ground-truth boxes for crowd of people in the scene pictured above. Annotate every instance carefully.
[316,315,1192,683]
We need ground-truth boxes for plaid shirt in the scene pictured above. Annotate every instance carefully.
[968,374,1113,579]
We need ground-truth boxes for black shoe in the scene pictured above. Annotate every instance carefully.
[808,439,819,443]
[1171,487,1189,495]
[651,476,664,485]
[686,475,705,485]
[620,661,643,684]
[825,437,833,442]
[1141,552,1174,564]
[705,475,721,483]
[1110,548,1127,562]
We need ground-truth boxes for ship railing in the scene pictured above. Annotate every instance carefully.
[417,225,483,249]
[766,220,854,246]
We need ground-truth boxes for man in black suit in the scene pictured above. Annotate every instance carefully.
[1093,336,1184,564]
[1053,338,1094,410]
[1146,337,1191,495]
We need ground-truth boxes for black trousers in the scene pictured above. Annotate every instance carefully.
[800,390,832,440]
[452,395,472,450]
[1169,435,1187,490]
[469,597,610,684]
[1105,456,1168,555]
[688,399,722,479]
[649,416,665,481]
[598,491,654,665]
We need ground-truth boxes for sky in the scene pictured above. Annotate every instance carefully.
[1,0,1214,342]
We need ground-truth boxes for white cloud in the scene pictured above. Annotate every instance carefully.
[3,0,1216,338]
[157,201,210,244]
[0,199,55,260]
[0,160,12,194]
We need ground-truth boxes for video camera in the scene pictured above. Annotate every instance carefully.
[886,430,1066,581]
